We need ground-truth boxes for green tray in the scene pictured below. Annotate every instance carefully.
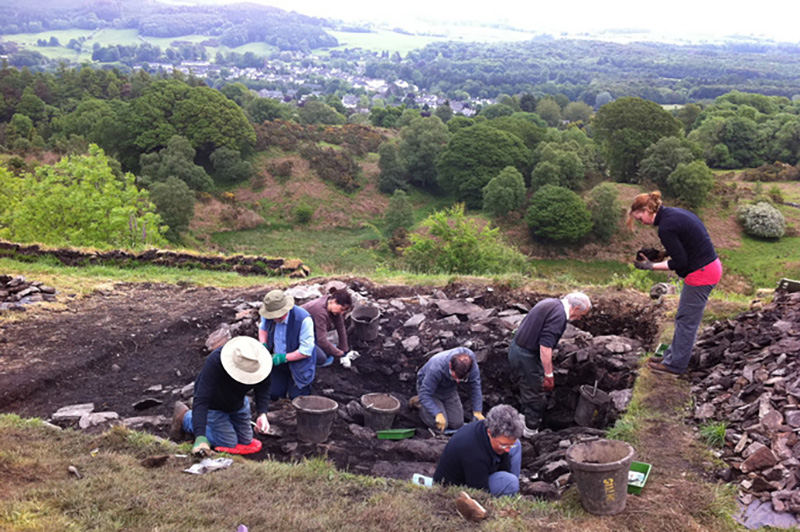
[654,343,669,356]
[377,428,415,440]
[627,461,652,495]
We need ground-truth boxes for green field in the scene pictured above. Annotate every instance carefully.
[719,235,800,290]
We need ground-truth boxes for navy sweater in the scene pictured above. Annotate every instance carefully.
[655,207,718,278]
[513,298,567,353]
[191,348,271,439]
[433,419,511,492]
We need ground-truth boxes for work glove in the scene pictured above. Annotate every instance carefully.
[192,436,211,457]
[272,353,287,365]
[435,413,447,432]
[339,350,360,369]
[473,411,485,421]
[254,413,269,434]
[542,375,555,392]
[633,259,654,270]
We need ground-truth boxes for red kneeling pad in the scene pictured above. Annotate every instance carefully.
[215,438,262,455]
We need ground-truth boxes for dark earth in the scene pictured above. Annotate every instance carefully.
[0,278,659,496]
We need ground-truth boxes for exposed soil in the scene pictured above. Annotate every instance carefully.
[0,279,657,491]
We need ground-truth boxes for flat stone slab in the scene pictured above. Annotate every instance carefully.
[52,403,95,421]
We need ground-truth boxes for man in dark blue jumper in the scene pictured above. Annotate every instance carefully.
[508,292,592,436]
[171,336,272,456]
[433,404,524,497]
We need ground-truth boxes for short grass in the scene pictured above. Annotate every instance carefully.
[718,234,800,290]
[211,225,384,274]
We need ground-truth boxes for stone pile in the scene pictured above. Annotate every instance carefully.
[0,275,56,311]
[689,290,800,523]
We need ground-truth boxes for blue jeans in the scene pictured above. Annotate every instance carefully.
[269,364,312,400]
[663,282,714,373]
[418,387,465,431]
[489,441,522,496]
[183,396,253,449]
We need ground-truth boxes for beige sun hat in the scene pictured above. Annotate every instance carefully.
[220,336,272,385]
[259,289,294,319]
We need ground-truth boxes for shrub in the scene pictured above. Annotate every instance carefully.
[666,160,714,208]
[150,176,195,242]
[587,182,621,242]
[293,204,314,224]
[530,161,561,193]
[403,204,529,275]
[482,166,527,218]
[268,159,293,181]
[525,185,593,243]
[384,189,414,235]
[738,201,786,238]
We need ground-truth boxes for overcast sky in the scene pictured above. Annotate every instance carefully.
[236,0,800,43]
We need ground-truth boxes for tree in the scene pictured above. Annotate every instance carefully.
[447,116,474,134]
[666,160,714,208]
[675,103,702,133]
[403,204,528,275]
[592,97,683,182]
[482,166,526,218]
[139,135,214,191]
[384,189,414,235]
[149,176,195,242]
[245,98,293,123]
[0,145,165,249]
[530,161,561,192]
[638,137,699,189]
[378,142,406,193]
[536,99,562,127]
[587,182,621,242]
[397,116,449,189]
[433,102,453,123]
[479,103,515,119]
[436,124,532,208]
[210,146,253,184]
[220,82,252,106]
[525,185,592,243]
[563,101,593,123]
[298,100,346,125]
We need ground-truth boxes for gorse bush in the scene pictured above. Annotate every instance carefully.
[482,166,526,218]
[525,185,593,243]
[293,204,314,224]
[587,182,621,242]
[403,204,529,275]
[737,201,785,238]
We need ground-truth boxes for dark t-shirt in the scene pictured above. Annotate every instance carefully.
[513,298,567,353]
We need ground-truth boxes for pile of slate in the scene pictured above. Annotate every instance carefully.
[0,275,56,311]
[688,289,800,523]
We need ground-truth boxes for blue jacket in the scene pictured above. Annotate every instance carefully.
[417,347,483,417]
[261,306,315,389]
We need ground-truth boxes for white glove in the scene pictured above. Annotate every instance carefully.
[345,350,360,360]
[339,350,359,369]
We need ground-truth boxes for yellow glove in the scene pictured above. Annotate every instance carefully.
[435,413,447,432]
[473,411,485,421]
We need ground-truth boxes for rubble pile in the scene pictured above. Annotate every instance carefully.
[689,290,800,520]
[0,275,56,311]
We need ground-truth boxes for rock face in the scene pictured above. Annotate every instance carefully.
[689,290,800,518]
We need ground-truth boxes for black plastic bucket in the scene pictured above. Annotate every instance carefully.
[565,438,635,515]
[574,384,612,427]
[361,393,400,431]
[292,395,338,443]
[351,305,381,341]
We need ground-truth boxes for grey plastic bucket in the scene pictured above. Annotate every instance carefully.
[292,395,338,443]
[574,384,611,427]
[565,438,635,515]
[352,305,381,341]
[361,393,400,431]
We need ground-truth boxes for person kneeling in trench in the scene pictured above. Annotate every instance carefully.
[416,346,484,432]
[433,404,524,497]
[171,336,272,456]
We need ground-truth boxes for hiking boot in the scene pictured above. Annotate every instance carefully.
[455,491,487,521]
[170,401,189,441]
[647,359,682,376]
[408,395,420,410]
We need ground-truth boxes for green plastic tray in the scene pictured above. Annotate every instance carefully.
[627,461,652,495]
[654,343,669,356]
[376,428,415,440]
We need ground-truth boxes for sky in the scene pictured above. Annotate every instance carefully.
[228,0,800,43]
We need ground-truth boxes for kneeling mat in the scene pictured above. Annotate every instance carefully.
[215,438,262,455]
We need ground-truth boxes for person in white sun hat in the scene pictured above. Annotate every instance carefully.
[170,336,273,456]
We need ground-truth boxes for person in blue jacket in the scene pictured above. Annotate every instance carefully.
[416,346,484,432]
[628,191,722,375]
[170,336,272,456]
[257,289,316,400]
[433,404,524,497]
